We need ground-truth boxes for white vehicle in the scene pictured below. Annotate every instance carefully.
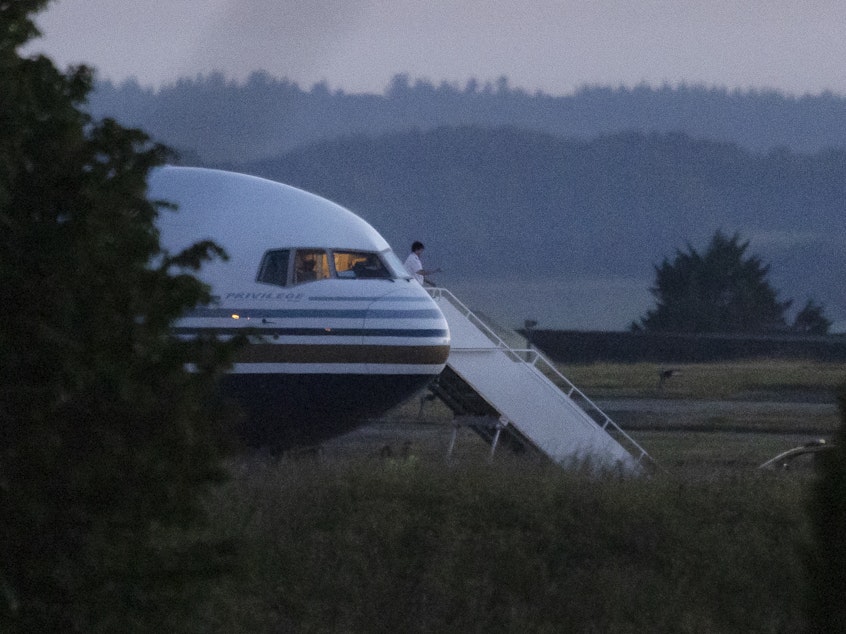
[149,166,450,448]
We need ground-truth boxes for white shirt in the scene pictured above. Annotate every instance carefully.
[404,252,424,284]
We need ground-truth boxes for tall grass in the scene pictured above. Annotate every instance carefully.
[188,361,843,630]
[198,456,809,632]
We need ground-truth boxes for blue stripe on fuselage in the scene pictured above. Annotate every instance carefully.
[173,327,449,338]
[188,308,443,319]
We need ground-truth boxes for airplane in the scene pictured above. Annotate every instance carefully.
[148,166,451,448]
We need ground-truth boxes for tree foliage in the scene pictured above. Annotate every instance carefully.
[633,231,793,334]
[792,299,833,335]
[804,388,846,632]
[1,3,236,631]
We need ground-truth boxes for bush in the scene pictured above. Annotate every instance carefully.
[804,387,846,632]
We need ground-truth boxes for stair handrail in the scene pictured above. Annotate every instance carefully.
[427,287,655,467]
[426,287,523,351]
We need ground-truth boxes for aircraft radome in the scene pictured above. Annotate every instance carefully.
[148,166,451,448]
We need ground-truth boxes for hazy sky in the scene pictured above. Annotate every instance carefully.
[24,0,846,96]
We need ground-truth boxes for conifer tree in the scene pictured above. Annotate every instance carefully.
[634,230,792,333]
[1,2,236,630]
[792,299,832,335]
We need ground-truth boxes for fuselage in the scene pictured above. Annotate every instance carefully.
[149,166,450,448]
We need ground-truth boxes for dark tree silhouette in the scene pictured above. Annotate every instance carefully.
[804,388,846,632]
[633,231,792,333]
[792,299,832,335]
[1,3,236,631]
[88,70,846,165]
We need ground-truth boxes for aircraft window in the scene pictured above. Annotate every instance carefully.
[333,251,392,279]
[256,249,290,286]
[294,249,330,285]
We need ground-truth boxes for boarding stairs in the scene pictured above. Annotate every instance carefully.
[426,288,655,474]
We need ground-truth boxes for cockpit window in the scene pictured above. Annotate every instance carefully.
[256,249,290,286]
[294,249,330,285]
[333,251,392,279]
[258,248,395,286]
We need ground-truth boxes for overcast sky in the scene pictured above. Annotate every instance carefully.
[23,0,846,96]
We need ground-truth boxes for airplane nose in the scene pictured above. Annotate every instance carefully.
[362,285,450,373]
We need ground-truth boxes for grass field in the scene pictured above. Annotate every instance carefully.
[340,359,844,470]
[556,359,846,401]
[195,360,844,632]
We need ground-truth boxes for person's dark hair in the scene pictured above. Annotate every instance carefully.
[411,241,424,252]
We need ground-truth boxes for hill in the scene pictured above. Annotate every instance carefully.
[230,127,845,331]
[89,74,846,164]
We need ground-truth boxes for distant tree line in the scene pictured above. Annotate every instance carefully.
[89,71,846,164]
